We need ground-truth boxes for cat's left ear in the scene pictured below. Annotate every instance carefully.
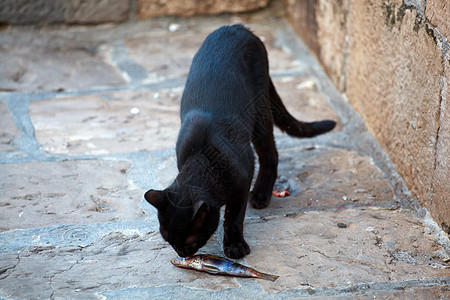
[192,201,210,228]
[144,189,166,210]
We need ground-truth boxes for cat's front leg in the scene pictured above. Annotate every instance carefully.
[223,198,250,259]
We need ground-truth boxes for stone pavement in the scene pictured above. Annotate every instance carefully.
[1,9,450,299]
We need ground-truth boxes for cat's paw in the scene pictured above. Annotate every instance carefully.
[224,239,250,259]
[250,191,271,209]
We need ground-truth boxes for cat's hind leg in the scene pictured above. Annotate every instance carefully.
[249,111,278,209]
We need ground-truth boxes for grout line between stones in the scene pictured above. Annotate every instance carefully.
[6,95,41,158]
[0,69,314,105]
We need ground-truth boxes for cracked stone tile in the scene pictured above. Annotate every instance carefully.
[0,159,145,230]
[0,253,18,281]
[0,102,19,152]
[0,221,158,255]
[0,231,233,299]
[29,89,182,155]
[243,208,450,293]
[0,29,125,92]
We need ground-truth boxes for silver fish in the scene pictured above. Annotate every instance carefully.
[171,254,279,282]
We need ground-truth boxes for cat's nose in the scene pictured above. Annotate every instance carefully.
[175,247,189,257]
[176,247,196,257]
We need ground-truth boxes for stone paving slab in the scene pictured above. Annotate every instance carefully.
[0,28,125,92]
[0,9,449,300]
[29,89,182,155]
[0,226,233,299]
[244,208,450,293]
[0,159,146,230]
[272,147,395,209]
[1,208,447,299]
[0,221,158,254]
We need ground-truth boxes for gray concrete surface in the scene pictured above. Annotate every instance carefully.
[0,10,449,299]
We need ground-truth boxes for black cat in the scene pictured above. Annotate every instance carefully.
[145,24,336,259]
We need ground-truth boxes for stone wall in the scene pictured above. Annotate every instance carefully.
[286,0,449,234]
[0,0,269,24]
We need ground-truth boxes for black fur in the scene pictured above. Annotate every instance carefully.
[145,24,336,258]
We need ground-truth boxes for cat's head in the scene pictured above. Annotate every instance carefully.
[144,187,219,257]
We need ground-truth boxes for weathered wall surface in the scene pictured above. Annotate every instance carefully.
[0,0,132,24]
[0,0,269,24]
[287,0,449,233]
[137,0,269,18]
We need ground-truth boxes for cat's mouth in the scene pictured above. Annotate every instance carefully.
[174,246,198,257]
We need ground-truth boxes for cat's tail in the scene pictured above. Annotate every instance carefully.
[268,79,336,138]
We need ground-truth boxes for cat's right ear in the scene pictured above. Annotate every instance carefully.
[144,189,166,210]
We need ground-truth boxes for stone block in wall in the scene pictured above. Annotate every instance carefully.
[431,54,450,234]
[345,0,443,213]
[65,0,131,24]
[286,0,320,57]
[0,0,67,24]
[426,0,450,38]
[315,0,349,92]
[286,0,349,91]
[137,0,270,18]
[0,0,131,25]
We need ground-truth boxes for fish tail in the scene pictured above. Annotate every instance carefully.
[259,272,279,282]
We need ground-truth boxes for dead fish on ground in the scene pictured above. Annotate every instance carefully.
[171,254,279,282]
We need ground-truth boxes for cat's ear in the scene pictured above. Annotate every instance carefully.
[192,201,210,229]
[144,189,166,210]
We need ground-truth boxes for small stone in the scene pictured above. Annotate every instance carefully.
[130,107,140,115]
[385,240,396,249]
[296,79,316,90]
[168,23,181,32]
[365,226,375,232]
[337,222,347,228]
